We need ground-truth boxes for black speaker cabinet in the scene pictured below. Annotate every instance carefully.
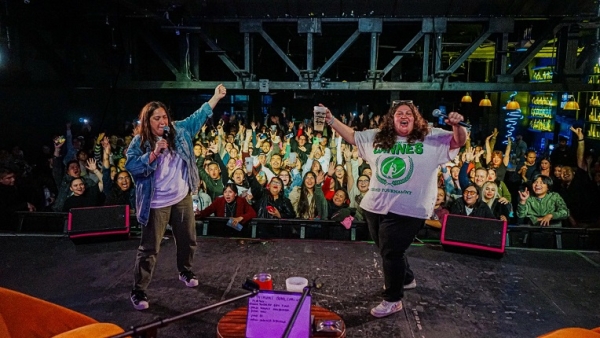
[68,205,130,239]
[441,214,507,254]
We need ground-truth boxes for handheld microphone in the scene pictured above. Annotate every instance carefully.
[432,109,471,129]
[160,126,170,153]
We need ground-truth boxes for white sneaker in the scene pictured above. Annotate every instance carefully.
[404,279,417,290]
[382,279,417,290]
[179,271,199,287]
[370,300,403,318]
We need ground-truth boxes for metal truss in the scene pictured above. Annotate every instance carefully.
[119,17,600,92]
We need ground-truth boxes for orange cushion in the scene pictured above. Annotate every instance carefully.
[52,323,125,338]
[0,287,97,338]
[538,327,600,338]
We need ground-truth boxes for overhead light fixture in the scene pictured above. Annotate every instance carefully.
[505,97,520,110]
[461,92,472,103]
[479,95,492,107]
[563,95,580,110]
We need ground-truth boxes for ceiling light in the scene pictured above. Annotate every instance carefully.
[505,98,520,110]
[479,95,492,107]
[461,92,472,103]
[563,95,580,110]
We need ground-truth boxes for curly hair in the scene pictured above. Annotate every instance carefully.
[134,101,176,152]
[373,102,429,151]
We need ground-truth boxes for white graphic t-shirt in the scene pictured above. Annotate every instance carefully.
[355,128,459,219]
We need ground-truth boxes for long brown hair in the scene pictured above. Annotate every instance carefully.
[134,101,176,152]
[373,101,429,151]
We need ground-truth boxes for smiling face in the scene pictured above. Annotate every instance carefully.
[483,183,497,200]
[332,190,347,207]
[474,168,488,187]
[553,166,562,178]
[462,186,479,207]
[116,172,132,191]
[450,166,460,180]
[532,177,549,197]
[270,155,282,170]
[117,158,126,172]
[304,173,316,190]
[561,167,574,183]
[393,105,415,137]
[193,145,202,157]
[357,175,370,193]
[69,178,86,196]
[150,107,169,137]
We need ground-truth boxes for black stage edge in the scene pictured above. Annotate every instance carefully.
[0,236,598,338]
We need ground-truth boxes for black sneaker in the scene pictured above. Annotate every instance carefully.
[130,290,149,310]
[179,271,199,287]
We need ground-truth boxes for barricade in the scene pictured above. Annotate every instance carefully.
[506,225,600,251]
[7,212,600,251]
[196,217,371,242]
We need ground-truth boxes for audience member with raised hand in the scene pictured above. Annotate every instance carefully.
[125,84,226,311]
[53,158,101,212]
[195,182,257,227]
[485,130,511,182]
[517,175,569,227]
[247,170,295,219]
[289,171,327,220]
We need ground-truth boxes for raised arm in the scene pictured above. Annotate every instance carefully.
[323,104,356,146]
[572,127,586,171]
[503,137,512,167]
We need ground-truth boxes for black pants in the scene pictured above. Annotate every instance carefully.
[364,210,423,302]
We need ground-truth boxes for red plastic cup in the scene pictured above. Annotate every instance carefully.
[253,273,273,290]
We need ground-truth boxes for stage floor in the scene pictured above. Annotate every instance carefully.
[0,235,598,338]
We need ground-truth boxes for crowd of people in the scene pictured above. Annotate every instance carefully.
[2,109,599,231]
[2,88,600,315]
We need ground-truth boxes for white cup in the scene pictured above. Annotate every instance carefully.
[286,277,308,293]
[313,106,326,132]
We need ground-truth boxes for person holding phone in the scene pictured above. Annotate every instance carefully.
[125,84,226,311]
[322,100,466,318]
[246,170,295,219]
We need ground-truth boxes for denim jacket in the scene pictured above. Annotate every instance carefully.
[125,103,213,225]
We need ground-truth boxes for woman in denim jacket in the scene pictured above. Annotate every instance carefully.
[125,84,226,311]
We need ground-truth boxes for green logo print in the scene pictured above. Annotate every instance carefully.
[376,156,414,186]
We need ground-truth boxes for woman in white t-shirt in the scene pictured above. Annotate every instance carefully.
[322,100,467,318]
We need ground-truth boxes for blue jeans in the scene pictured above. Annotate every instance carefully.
[364,210,423,302]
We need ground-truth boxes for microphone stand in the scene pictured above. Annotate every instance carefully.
[281,278,318,338]
[109,280,260,338]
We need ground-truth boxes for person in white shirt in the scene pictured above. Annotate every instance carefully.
[323,100,466,318]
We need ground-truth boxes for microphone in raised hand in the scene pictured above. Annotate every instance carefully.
[159,126,170,153]
[432,109,471,129]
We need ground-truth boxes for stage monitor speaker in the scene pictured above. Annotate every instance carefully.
[441,214,507,254]
[68,205,130,239]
